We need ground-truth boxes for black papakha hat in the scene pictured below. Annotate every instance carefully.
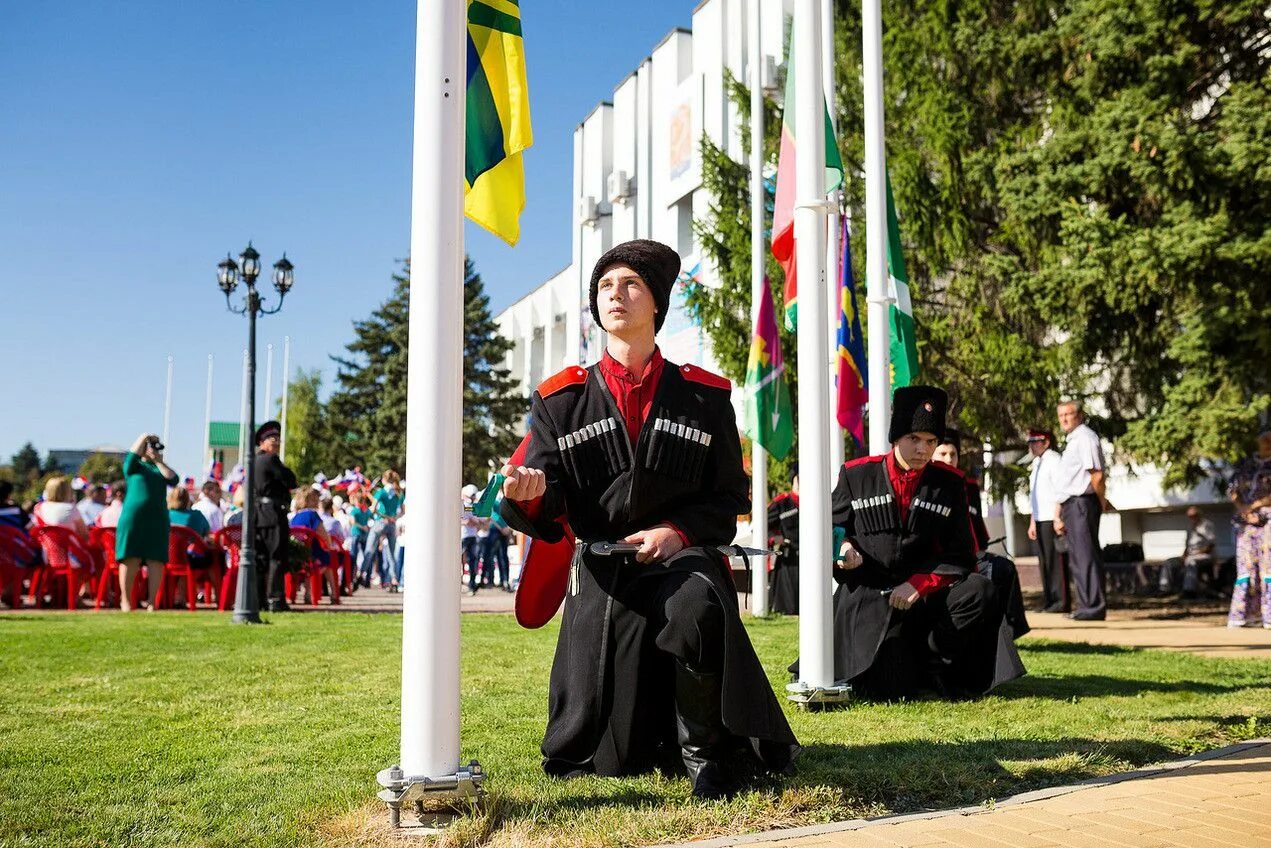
[589,239,681,333]
[255,420,282,444]
[889,386,947,443]
[939,428,962,448]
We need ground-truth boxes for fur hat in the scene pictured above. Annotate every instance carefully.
[589,239,681,333]
[888,386,947,443]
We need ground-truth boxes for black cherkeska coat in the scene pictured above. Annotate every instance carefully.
[767,493,800,615]
[502,359,799,778]
[807,454,1021,698]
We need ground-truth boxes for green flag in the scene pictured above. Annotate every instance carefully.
[743,278,794,460]
[885,171,920,388]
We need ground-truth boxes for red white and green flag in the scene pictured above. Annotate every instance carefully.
[743,278,794,460]
[771,41,844,331]
[884,171,919,387]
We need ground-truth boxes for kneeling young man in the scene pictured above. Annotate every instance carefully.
[827,387,1003,700]
[500,240,798,799]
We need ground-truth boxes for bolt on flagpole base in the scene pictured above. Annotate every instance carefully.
[376,762,486,830]
[785,681,852,711]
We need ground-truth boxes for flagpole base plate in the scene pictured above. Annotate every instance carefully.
[786,681,852,710]
[376,761,486,830]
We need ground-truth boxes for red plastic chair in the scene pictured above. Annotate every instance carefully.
[89,528,147,610]
[318,533,349,602]
[0,526,36,608]
[159,525,208,611]
[285,526,319,605]
[28,526,94,609]
[215,526,242,611]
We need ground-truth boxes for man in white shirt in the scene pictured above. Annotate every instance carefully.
[1053,400,1112,620]
[75,485,108,526]
[1026,429,1068,613]
[192,481,225,535]
[1160,506,1216,596]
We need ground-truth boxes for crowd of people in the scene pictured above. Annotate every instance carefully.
[0,424,522,611]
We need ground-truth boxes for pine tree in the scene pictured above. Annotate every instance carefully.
[325,257,522,484]
[693,0,1269,488]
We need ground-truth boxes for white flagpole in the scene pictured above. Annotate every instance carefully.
[863,0,892,454]
[203,354,214,473]
[162,355,174,452]
[822,0,844,474]
[280,336,291,463]
[238,349,249,473]
[264,343,275,420]
[793,0,834,692]
[392,0,465,789]
[748,0,769,618]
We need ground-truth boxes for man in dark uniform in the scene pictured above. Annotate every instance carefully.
[253,421,296,612]
[500,239,798,800]
[766,466,800,615]
[819,387,1010,700]
[933,429,1030,640]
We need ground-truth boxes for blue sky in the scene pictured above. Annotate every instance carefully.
[0,0,696,481]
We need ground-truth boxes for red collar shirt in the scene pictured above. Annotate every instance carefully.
[597,347,690,547]
[885,451,955,598]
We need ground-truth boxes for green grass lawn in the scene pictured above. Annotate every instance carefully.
[2,611,1268,848]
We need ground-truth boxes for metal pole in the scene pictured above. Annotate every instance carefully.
[203,354,214,475]
[232,291,262,624]
[794,0,834,690]
[863,0,892,454]
[264,343,275,420]
[822,0,844,473]
[162,356,174,452]
[238,349,249,469]
[748,0,769,618]
[398,0,464,780]
[280,336,291,463]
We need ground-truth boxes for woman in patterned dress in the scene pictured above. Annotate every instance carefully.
[1227,429,1271,628]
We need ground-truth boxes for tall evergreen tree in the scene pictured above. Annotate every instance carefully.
[693,0,1269,488]
[325,257,522,484]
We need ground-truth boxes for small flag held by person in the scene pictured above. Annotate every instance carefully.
[742,278,794,460]
[770,41,843,331]
[885,171,919,387]
[465,0,532,246]
[835,218,868,447]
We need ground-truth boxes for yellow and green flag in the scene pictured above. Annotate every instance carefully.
[465,0,532,246]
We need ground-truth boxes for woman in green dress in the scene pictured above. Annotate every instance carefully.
[116,432,179,611]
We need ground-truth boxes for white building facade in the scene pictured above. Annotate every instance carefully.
[496,0,789,397]
[494,0,1237,563]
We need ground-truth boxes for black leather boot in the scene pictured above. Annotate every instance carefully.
[674,661,734,800]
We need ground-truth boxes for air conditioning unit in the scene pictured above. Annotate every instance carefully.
[607,170,632,205]
[578,195,611,228]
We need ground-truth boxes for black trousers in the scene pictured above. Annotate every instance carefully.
[255,515,289,605]
[855,573,1000,699]
[1061,494,1105,617]
[1034,520,1069,611]
[625,567,726,673]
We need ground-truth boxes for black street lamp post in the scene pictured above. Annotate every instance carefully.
[218,242,294,624]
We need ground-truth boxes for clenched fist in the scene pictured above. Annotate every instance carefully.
[501,464,546,502]
[835,540,863,570]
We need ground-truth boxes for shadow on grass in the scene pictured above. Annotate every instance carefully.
[1019,640,1142,656]
[790,737,1179,809]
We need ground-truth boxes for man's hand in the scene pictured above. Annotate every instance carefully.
[1101,499,1116,514]
[889,581,921,610]
[836,540,863,570]
[501,464,546,501]
[1027,519,1037,541]
[621,526,685,564]
[1054,516,1066,536]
